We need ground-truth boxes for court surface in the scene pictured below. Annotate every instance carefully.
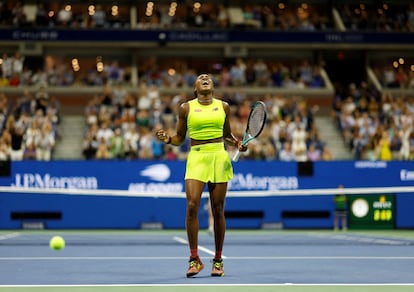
[0,229,413,292]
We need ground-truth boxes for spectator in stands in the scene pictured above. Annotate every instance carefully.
[35,122,55,161]
[35,3,49,27]
[34,86,49,115]
[229,58,246,86]
[309,66,324,88]
[1,53,13,79]
[123,124,139,159]
[279,141,296,161]
[30,68,48,86]
[253,58,270,86]
[82,131,98,160]
[382,64,397,88]
[399,123,413,160]
[136,86,152,111]
[8,119,25,161]
[105,60,123,83]
[95,137,111,159]
[151,131,165,159]
[217,4,230,28]
[96,120,114,145]
[92,5,107,28]
[138,126,154,159]
[376,129,392,161]
[23,141,37,160]
[57,4,72,27]
[0,136,10,160]
[109,127,125,159]
[12,51,24,77]
[307,143,321,161]
[390,129,403,159]
[0,126,11,147]
[113,83,129,112]
[25,118,39,145]
[0,93,7,129]
[292,137,307,161]
[11,2,27,27]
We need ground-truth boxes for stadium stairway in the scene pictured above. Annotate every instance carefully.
[314,115,353,160]
[53,115,85,160]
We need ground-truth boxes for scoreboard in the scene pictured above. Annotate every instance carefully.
[348,194,395,229]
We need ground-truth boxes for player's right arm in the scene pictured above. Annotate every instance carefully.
[156,102,188,146]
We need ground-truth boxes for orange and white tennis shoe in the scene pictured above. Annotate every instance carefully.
[211,258,224,277]
[186,257,204,277]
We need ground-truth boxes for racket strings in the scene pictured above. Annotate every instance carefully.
[247,106,266,137]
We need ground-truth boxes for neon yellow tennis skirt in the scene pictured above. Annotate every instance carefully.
[185,142,233,183]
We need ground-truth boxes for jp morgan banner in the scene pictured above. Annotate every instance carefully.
[1,161,414,193]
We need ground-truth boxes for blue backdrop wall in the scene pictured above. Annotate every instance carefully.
[0,160,413,229]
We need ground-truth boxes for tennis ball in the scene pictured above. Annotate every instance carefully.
[49,236,65,251]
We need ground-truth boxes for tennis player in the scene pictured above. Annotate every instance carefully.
[156,73,247,277]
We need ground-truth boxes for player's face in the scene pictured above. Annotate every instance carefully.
[195,74,214,94]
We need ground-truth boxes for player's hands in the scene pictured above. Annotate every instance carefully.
[238,141,248,152]
[156,129,170,143]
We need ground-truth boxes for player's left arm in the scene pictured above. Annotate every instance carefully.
[222,101,247,152]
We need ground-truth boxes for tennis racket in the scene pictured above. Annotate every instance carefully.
[232,101,267,162]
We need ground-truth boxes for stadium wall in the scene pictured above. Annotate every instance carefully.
[0,160,413,229]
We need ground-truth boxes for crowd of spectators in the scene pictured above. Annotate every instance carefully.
[339,2,414,32]
[80,81,332,162]
[332,81,414,160]
[0,1,333,31]
[1,1,413,162]
[0,87,60,161]
[372,61,414,89]
[1,1,413,32]
[2,64,414,162]
[0,51,325,89]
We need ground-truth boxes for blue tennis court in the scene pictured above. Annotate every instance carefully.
[1,229,413,291]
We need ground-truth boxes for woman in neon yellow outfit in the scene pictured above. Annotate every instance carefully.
[156,73,247,278]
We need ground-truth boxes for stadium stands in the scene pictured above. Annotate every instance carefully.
[0,0,414,161]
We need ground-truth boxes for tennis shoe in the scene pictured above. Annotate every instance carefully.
[211,258,224,277]
[186,256,204,277]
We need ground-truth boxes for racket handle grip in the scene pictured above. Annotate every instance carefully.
[232,150,241,162]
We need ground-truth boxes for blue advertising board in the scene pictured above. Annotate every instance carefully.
[2,160,414,191]
[0,160,413,229]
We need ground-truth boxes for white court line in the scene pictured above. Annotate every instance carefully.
[172,236,228,259]
[1,256,413,260]
[0,232,20,240]
[310,233,411,245]
[0,284,414,287]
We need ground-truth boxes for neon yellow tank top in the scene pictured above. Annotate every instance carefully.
[187,98,225,140]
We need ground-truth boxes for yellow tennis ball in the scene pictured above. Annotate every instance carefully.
[49,236,65,251]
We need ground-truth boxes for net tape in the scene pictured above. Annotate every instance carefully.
[1,186,414,198]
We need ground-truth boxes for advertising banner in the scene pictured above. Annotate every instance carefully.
[1,161,414,192]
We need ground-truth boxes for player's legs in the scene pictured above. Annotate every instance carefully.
[208,182,227,276]
[208,182,227,257]
[185,179,205,254]
[207,198,214,234]
[185,179,206,277]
